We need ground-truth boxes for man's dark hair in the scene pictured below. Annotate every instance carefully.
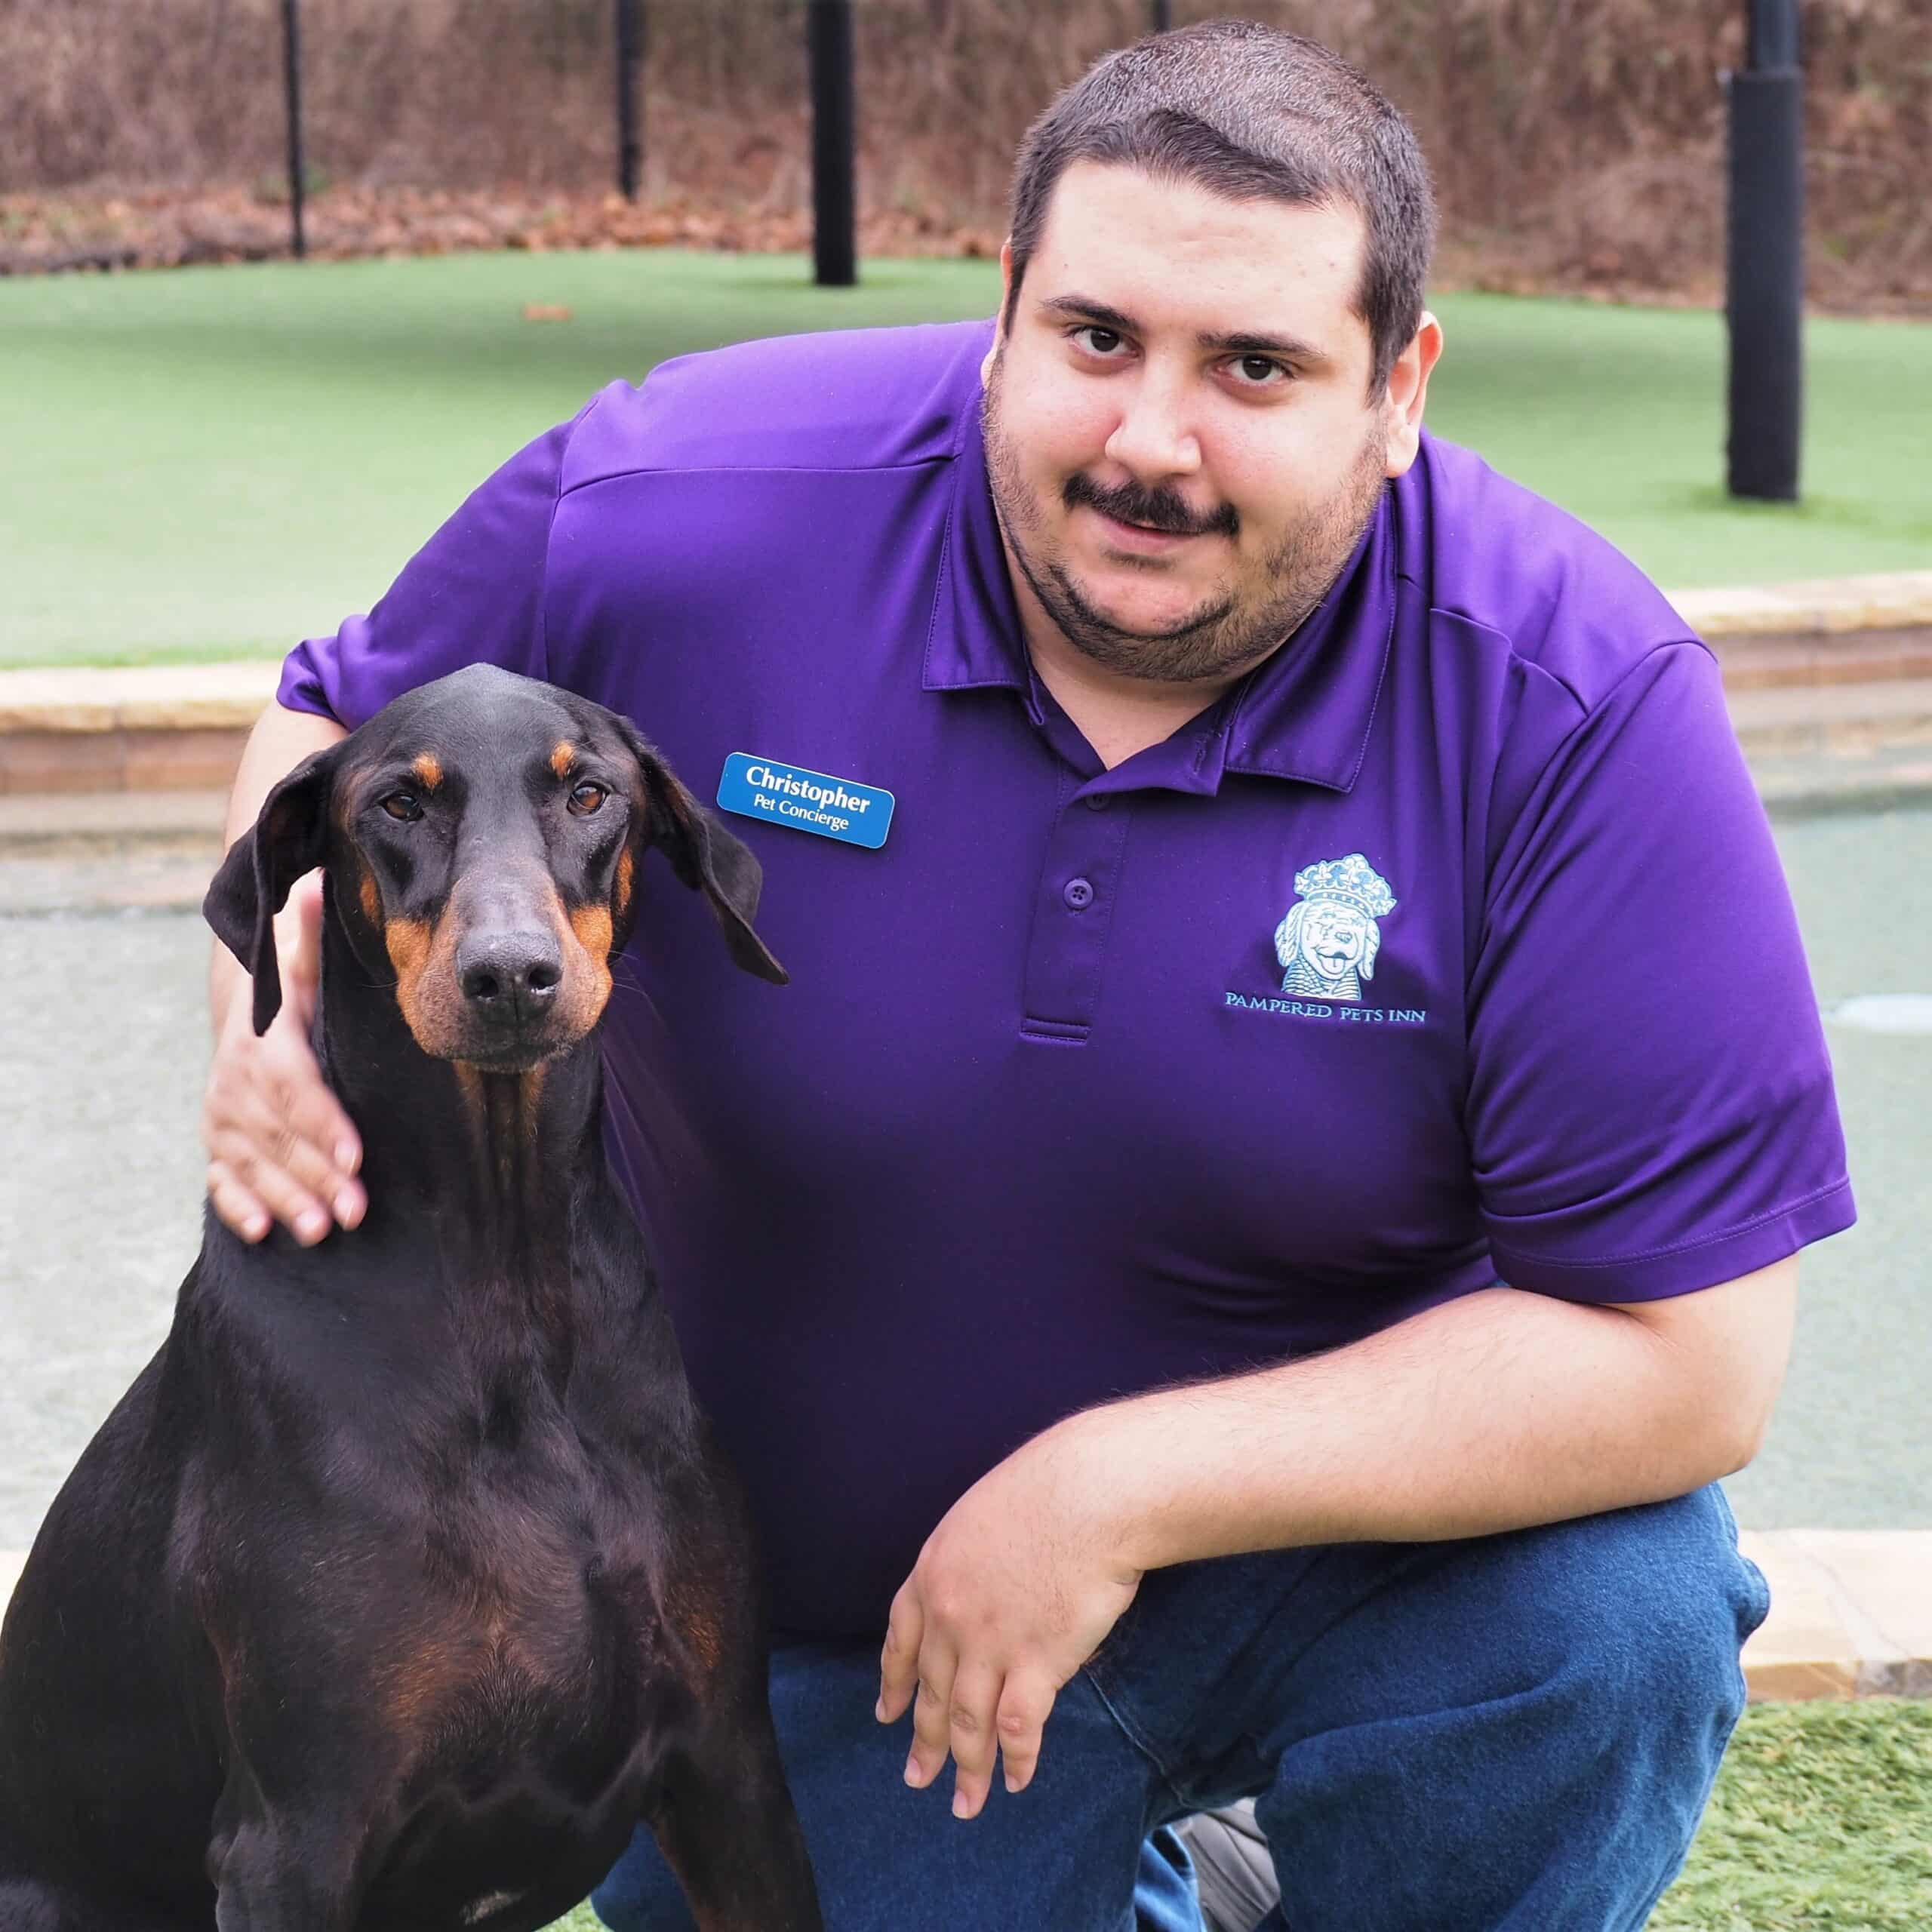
[1003,19,1436,396]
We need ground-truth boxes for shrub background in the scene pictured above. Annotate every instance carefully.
[2,0,1925,306]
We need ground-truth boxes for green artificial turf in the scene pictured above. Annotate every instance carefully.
[2,248,1927,669]
[534,1700,1932,1930]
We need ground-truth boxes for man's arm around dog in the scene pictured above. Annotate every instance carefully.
[204,702,358,1248]
[879,1257,1795,1820]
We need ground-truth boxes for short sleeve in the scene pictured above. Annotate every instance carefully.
[1467,641,1854,1300]
[275,401,593,728]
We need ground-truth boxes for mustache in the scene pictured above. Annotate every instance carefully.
[1064,472,1239,542]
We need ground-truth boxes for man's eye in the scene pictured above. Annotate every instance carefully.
[568,782,608,816]
[1073,325,1125,357]
[380,792,422,823]
[1230,355,1288,387]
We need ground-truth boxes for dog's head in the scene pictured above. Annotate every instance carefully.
[205,665,785,1069]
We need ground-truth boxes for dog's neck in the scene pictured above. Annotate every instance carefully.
[312,902,608,1279]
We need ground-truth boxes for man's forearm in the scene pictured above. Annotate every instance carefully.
[1055,1268,1794,1571]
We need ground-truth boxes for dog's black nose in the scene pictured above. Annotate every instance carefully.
[457,932,563,1017]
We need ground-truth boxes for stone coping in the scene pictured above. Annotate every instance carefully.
[1669,571,1932,639]
[3,1530,1927,1702]
[0,660,281,734]
[1737,1529,1932,1700]
[1,572,1929,737]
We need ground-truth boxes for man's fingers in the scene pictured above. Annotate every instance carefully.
[877,1586,924,1724]
[208,1124,334,1244]
[993,1668,1059,1796]
[206,1159,270,1243]
[243,1081,354,1204]
[944,1662,1004,1820]
[203,983,363,1241]
[905,1643,958,1791]
[277,1075,364,1222]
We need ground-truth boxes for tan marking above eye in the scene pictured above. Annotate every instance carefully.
[411,752,443,790]
[550,741,577,779]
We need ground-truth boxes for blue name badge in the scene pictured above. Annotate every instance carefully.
[716,753,895,851]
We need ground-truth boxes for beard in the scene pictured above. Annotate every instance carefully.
[981,349,1389,688]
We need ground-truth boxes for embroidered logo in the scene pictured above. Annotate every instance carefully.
[1272,852,1396,1004]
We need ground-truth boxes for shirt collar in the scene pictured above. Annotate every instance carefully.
[922,383,1033,697]
[1219,493,1398,794]
[924,363,1401,798]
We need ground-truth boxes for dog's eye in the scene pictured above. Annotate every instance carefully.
[568,782,608,816]
[380,792,423,823]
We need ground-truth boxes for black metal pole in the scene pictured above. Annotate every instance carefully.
[615,0,644,203]
[280,0,306,259]
[808,0,857,287]
[1726,0,1803,500]
[1150,0,1174,30]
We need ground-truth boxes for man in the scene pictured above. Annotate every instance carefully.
[203,21,1853,1929]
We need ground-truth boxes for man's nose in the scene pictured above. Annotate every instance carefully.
[457,930,562,1020]
[1103,365,1202,482]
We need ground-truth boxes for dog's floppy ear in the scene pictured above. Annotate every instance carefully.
[617,721,787,986]
[203,744,343,1035]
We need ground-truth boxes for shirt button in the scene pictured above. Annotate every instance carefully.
[1084,793,1112,811]
[1063,877,1095,910]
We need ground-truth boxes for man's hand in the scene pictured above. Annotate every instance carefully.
[876,1423,1142,1821]
[202,872,365,1245]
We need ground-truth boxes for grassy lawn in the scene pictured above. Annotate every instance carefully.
[534,1700,1932,1930]
[2,249,1927,670]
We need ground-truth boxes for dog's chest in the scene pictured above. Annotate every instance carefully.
[368,1390,682,1761]
[355,1407,693,1915]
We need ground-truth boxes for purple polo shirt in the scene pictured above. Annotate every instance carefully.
[280,317,1854,1638]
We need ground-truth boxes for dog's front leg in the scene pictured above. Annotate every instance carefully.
[643,1715,825,1932]
[208,1775,373,1932]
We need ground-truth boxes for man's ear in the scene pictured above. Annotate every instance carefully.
[617,721,788,986]
[203,744,343,1035]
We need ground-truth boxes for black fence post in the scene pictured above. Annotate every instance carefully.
[280,0,306,259]
[1726,0,1803,500]
[615,0,644,202]
[1150,1,1173,30]
[808,0,857,286]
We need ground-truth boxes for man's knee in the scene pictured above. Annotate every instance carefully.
[1511,1484,1769,1737]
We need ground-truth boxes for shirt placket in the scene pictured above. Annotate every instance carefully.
[1019,783,1131,1044]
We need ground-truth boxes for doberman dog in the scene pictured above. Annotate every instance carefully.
[0,665,823,1932]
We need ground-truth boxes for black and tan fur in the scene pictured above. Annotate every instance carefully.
[0,665,820,1932]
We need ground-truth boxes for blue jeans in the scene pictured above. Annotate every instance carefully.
[592,1485,1769,1931]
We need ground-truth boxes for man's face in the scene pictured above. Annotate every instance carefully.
[982,162,1416,687]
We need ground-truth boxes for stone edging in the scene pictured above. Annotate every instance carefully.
[1738,1529,1932,1700]
[0,660,281,734]
[1669,571,1932,640]
[1,573,1930,737]
[4,572,1932,803]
